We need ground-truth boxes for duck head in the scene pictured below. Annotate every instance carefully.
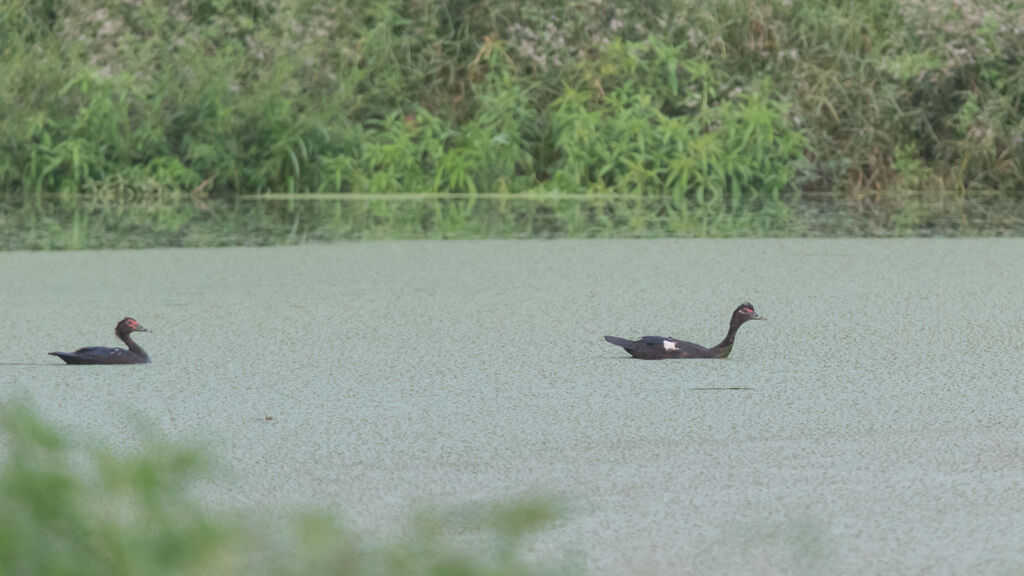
[116,317,150,334]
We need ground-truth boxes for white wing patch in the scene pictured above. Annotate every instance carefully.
[662,340,677,351]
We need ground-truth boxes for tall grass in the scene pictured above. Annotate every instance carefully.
[0,403,574,575]
[1,0,1023,246]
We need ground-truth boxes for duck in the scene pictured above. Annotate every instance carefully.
[604,303,764,359]
[50,317,151,364]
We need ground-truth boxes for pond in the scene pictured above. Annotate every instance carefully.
[2,239,1023,574]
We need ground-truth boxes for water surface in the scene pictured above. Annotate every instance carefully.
[2,239,1023,574]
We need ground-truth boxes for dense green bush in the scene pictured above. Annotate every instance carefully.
[1,0,1022,245]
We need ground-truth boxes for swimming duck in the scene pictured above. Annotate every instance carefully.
[604,303,764,359]
[50,317,151,364]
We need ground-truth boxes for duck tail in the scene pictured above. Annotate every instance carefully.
[603,336,634,348]
[49,352,75,364]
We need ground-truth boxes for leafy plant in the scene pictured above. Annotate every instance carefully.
[0,403,573,576]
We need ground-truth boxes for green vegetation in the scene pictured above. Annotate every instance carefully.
[2,0,1023,247]
[0,403,573,575]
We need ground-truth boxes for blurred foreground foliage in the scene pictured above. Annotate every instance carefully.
[0,403,572,576]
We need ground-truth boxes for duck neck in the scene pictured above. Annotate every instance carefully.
[118,331,148,360]
[711,320,742,358]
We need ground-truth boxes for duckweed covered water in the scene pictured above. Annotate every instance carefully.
[2,239,1023,574]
